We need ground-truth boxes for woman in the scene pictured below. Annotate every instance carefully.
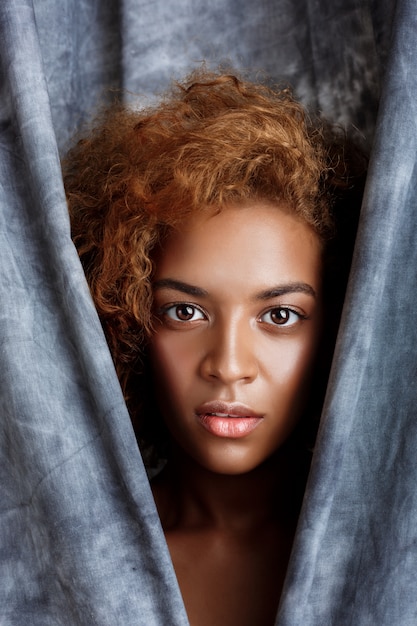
[63,70,364,625]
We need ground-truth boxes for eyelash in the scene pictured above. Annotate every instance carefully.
[259,307,306,327]
[161,303,206,322]
[157,303,306,328]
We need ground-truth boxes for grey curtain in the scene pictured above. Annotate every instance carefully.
[1,0,415,623]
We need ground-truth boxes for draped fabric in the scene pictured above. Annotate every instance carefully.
[1,0,415,624]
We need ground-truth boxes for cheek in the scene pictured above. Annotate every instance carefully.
[149,333,196,398]
[264,332,321,396]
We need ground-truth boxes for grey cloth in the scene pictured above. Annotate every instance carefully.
[280,1,417,622]
[1,0,415,624]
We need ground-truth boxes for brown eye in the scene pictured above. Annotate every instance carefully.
[260,307,302,327]
[165,304,205,322]
[270,309,290,324]
[176,305,196,321]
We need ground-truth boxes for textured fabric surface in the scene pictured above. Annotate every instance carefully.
[279,1,417,622]
[0,2,186,624]
[3,0,417,624]
[120,0,382,148]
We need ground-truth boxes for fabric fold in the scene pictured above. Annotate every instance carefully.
[0,2,187,624]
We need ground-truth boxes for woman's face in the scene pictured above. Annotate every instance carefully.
[149,202,323,475]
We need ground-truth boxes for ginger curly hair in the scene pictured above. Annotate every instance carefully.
[63,70,365,461]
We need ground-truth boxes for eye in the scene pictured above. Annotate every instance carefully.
[259,307,303,327]
[164,304,206,322]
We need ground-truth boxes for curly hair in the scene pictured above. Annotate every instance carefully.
[63,70,365,462]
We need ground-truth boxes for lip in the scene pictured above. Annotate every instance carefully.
[195,401,263,438]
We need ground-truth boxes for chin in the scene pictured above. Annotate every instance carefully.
[190,448,278,476]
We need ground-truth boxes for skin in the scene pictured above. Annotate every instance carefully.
[149,201,323,626]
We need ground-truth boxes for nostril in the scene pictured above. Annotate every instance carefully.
[198,322,258,383]
[199,350,258,384]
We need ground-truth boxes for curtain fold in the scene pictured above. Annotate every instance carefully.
[0,2,187,624]
[279,0,417,622]
[3,0,416,624]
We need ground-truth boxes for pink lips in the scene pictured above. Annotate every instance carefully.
[195,401,263,439]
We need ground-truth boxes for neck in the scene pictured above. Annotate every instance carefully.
[152,438,309,532]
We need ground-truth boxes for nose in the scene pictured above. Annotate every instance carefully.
[199,316,258,384]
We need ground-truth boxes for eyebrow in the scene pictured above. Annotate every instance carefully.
[255,283,317,300]
[152,278,209,297]
[152,278,316,299]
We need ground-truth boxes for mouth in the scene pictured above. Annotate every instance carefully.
[195,401,263,438]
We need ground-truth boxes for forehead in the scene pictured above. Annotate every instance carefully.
[153,202,322,292]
